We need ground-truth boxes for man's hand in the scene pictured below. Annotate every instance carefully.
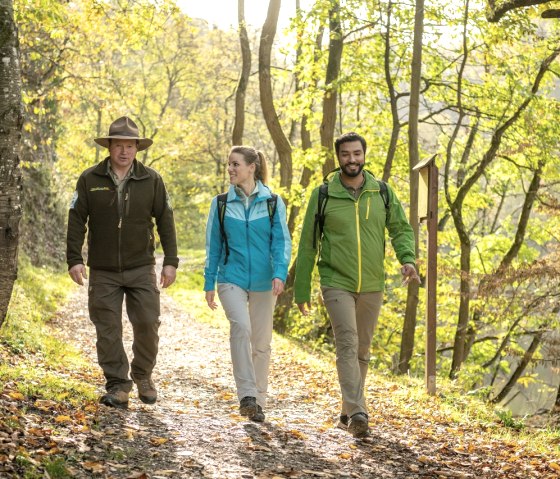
[205,290,218,310]
[69,264,87,286]
[272,278,284,296]
[297,302,311,316]
[401,263,421,286]
[160,265,177,288]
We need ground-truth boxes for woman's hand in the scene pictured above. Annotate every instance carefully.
[272,278,284,296]
[205,290,218,310]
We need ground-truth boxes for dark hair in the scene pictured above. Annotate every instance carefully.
[334,132,367,156]
[229,146,269,184]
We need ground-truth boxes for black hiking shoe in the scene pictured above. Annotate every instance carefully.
[239,396,258,417]
[348,412,369,438]
[249,405,265,423]
[336,414,349,430]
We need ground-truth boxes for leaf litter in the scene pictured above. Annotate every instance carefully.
[0,284,559,478]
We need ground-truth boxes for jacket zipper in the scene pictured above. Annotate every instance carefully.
[355,201,362,292]
[117,187,129,272]
[355,188,376,292]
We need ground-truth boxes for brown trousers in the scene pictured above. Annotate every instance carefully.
[88,265,160,392]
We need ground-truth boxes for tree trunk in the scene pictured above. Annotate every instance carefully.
[320,0,343,176]
[382,0,400,183]
[232,0,251,146]
[259,0,292,189]
[0,0,23,327]
[491,329,544,404]
[397,0,423,375]
[450,239,471,378]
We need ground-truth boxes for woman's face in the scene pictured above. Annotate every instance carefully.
[227,152,255,186]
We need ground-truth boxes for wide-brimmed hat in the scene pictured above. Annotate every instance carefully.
[94,116,153,151]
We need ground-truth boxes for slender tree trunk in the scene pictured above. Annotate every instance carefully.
[0,0,23,327]
[450,239,471,377]
[320,0,343,176]
[397,0,423,375]
[382,0,400,183]
[232,0,251,146]
[259,0,292,189]
[491,329,544,404]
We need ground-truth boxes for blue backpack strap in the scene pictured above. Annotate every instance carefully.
[217,193,229,264]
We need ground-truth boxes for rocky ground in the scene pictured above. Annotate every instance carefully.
[1,281,559,478]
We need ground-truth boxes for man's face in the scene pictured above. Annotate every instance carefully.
[109,139,137,171]
[337,140,365,178]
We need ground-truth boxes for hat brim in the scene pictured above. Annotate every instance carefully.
[94,136,153,151]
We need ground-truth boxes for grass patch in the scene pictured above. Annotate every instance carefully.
[0,254,97,404]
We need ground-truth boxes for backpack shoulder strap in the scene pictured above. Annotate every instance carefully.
[267,193,278,226]
[216,193,230,264]
[313,182,329,249]
[378,180,389,212]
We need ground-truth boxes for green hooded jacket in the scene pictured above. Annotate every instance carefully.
[293,171,416,303]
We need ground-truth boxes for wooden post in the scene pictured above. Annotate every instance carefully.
[413,154,438,395]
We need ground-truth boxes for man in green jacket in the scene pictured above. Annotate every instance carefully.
[67,116,178,409]
[294,132,419,438]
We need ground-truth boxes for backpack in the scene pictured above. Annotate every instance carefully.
[217,192,278,264]
[312,169,389,249]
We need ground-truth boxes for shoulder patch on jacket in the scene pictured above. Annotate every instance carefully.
[69,191,78,209]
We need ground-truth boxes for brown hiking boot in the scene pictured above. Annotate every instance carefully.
[134,377,157,404]
[100,388,129,409]
[348,412,369,438]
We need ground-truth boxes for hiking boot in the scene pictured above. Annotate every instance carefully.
[239,396,258,417]
[249,405,265,423]
[336,414,349,430]
[134,377,157,404]
[348,412,369,438]
[99,388,129,409]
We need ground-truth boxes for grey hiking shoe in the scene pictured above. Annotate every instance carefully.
[239,396,258,417]
[348,412,369,438]
[134,377,157,404]
[100,388,129,409]
[249,405,265,423]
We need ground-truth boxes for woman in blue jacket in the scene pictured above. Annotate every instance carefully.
[204,146,291,422]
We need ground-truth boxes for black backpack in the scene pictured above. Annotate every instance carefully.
[312,169,389,249]
[217,193,278,264]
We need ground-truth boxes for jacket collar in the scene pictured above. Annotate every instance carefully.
[328,170,379,198]
[227,180,272,202]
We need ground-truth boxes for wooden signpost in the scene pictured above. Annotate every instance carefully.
[413,154,438,395]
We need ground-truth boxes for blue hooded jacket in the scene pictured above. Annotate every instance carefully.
[204,181,292,292]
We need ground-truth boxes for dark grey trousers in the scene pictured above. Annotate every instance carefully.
[88,265,160,392]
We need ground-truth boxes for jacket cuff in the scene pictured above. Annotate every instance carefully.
[163,256,179,268]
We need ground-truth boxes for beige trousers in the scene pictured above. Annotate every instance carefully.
[321,287,383,417]
[218,283,276,408]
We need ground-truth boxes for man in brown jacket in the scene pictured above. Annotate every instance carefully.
[67,116,178,409]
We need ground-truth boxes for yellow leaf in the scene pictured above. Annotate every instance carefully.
[550,462,560,472]
[55,415,72,423]
[150,437,169,445]
[9,392,25,400]
[339,453,351,459]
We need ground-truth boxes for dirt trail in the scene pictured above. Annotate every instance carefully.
[48,279,556,479]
